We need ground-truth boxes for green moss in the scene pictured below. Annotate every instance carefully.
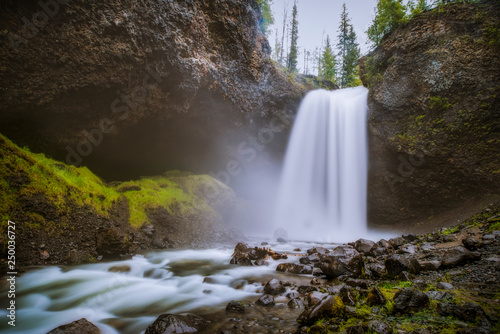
[429,96,452,111]
[0,133,230,248]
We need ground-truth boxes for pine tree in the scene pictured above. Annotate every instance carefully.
[366,0,407,48]
[256,0,275,36]
[287,1,299,72]
[337,3,360,88]
[319,35,336,83]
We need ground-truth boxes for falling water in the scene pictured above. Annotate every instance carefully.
[273,86,369,242]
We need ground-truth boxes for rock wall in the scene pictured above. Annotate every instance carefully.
[0,0,304,182]
[360,1,500,230]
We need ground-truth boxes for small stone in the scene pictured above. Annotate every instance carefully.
[436,282,454,290]
[307,291,328,306]
[108,265,131,273]
[286,291,299,299]
[388,237,405,249]
[418,260,441,271]
[40,250,50,260]
[47,318,100,334]
[298,285,318,294]
[393,288,429,314]
[310,277,320,285]
[483,234,495,240]
[367,320,393,334]
[354,238,376,254]
[226,300,245,313]
[144,314,207,334]
[288,298,304,309]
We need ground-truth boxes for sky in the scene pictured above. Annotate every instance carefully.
[267,0,379,74]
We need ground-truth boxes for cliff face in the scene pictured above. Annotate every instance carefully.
[0,0,303,181]
[360,1,500,230]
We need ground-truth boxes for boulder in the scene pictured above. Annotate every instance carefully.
[437,302,487,323]
[298,285,318,294]
[393,288,429,314]
[317,246,363,279]
[229,252,253,266]
[385,254,421,278]
[441,246,480,268]
[47,318,100,334]
[145,314,207,334]
[435,282,454,290]
[365,262,386,278]
[307,247,330,255]
[297,295,345,326]
[418,260,442,271]
[388,237,405,249]
[462,238,481,251]
[354,238,376,254]
[263,278,285,295]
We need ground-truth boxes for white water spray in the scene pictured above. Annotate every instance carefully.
[273,86,369,242]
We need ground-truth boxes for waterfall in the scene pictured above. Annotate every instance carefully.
[273,86,369,242]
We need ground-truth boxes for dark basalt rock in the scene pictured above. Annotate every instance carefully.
[393,288,429,314]
[440,246,481,268]
[317,246,363,279]
[360,1,500,231]
[0,0,305,181]
[263,278,285,295]
[385,254,421,278]
[367,287,386,306]
[255,294,275,306]
[47,318,100,334]
[145,314,208,334]
[276,263,313,275]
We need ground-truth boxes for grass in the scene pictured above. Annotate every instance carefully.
[0,133,231,246]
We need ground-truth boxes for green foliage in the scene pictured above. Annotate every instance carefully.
[367,0,407,47]
[337,3,361,87]
[407,0,430,19]
[485,23,500,46]
[287,2,299,72]
[363,54,384,87]
[318,35,337,83]
[256,0,275,36]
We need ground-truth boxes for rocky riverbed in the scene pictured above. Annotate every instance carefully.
[44,203,500,334]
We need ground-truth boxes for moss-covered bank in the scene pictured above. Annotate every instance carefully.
[0,133,239,270]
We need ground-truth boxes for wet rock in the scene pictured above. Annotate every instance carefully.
[354,238,376,254]
[297,295,345,326]
[276,263,313,274]
[441,246,480,268]
[367,287,386,306]
[288,298,304,309]
[388,237,405,249]
[270,252,288,260]
[255,294,275,306]
[312,268,323,276]
[366,262,386,278]
[47,318,100,334]
[264,278,285,295]
[436,282,454,290]
[260,242,269,246]
[40,250,50,260]
[299,257,311,265]
[346,278,369,289]
[318,246,363,279]
[396,271,416,282]
[254,259,269,266]
[287,291,300,299]
[421,243,435,253]
[230,252,253,266]
[277,237,288,243]
[385,254,421,278]
[367,320,393,334]
[307,247,330,255]
[398,244,418,255]
[418,260,441,271]
[310,277,320,285]
[462,237,481,251]
[339,288,357,306]
[226,300,245,313]
[145,314,208,334]
[426,291,453,301]
[368,246,389,257]
[403,234,419,242]
[437,302,487,323]
[393,288,429,314]
[346,325,364,334]
[307,253,321,262]
[108,265,131,273]
[307,291,328,306]
[326,284,347,295]
[96,227,130,257]
[441,234,457,243]
[298,285,318,294]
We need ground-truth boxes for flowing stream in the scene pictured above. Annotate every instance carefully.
[273,86,370,242]
[0,242,321,334]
